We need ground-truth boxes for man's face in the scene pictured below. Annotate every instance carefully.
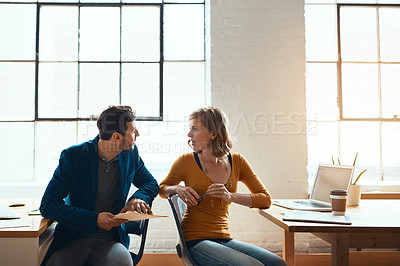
[120,121,139,152]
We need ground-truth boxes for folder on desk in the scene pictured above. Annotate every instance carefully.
[283,210,351,225]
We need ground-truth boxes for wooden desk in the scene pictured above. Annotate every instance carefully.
[259,200,400,266]
[0,198,54,266]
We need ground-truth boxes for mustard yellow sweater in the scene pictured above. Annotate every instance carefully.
[159,152,271,242]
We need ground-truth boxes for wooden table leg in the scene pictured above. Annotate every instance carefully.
[331,233,349,266]
[283,230,295,266]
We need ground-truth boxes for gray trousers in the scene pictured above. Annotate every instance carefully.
[46,238,133,266]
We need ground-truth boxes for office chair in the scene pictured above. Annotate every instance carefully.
[168,195,198,266]
[125,202,152,265]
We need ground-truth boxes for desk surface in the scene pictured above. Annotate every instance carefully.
[0,198,53,238]
[260,200,400,233]
[260,200,400,266]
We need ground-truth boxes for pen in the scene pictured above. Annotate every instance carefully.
[198,182,228,206]
[220,183,228,204]
[9,204,25,207]
[197,192,207,206]
[28,209,41,216]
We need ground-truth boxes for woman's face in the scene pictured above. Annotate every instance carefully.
[188,118,214,153]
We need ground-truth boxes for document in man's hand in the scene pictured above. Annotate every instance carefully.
[283,210,351,225]
[114,211,167,222]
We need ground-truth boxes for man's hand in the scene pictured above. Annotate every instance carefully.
[120,197,152,214]
[97,212,128,231]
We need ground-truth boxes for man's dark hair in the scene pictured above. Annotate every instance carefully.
[97,105,136,140]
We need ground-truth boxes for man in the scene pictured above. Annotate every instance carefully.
[40,105,159,266]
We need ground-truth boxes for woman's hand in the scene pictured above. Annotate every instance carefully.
[206,183,232,202]
[176,186,199,207]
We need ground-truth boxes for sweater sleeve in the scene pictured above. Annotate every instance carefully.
[238,154,271,209]
[159,154,186,198]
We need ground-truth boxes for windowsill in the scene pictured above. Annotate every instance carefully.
[0,181,48,198]
[358,181,400,192]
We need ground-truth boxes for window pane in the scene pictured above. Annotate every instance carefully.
[378,0,400,3]
[122,6,160,62]
[342,63,379,118]
[0,63,35,120]
[306,63,338,120]
[0,123,34,181]
[121,63,159,117]
[123,0,161,3]
[381,64,400,118]
[79,63,120,118]
[305,0,335,3]
[382,123,400,181]
[135,121,191,182]
[80,7,120,61]
[39,0,77,3]
[39,6,78,61]
[38,63,78,118]
[0,4,36,60]
[340,7,378,62]
[35,122,77,182]
[307,122,339,190]
[305,5,337,61]
[78,121,98,143]
[340,122,380,183]
[164,0,204,2]
[164,63,205,121]
[338,0,377,3]
[4,0,36,3]
[164,4,204,60]
[81,0,118,3]
[379,8,400,62]
[164,62,205,121]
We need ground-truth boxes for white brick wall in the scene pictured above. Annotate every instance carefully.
[131,0,331,255]
[211,0,310,254]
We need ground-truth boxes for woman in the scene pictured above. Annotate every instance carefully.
[159,107,286,266]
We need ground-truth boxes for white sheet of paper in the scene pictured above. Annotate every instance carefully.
[114,211,167,221]
[0,218,30,229]
[283,210,351,225]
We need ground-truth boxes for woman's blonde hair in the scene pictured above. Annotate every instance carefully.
[189,107,233,157]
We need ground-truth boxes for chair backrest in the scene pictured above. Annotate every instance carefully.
[125,202,152,265]
[168,195,198,266]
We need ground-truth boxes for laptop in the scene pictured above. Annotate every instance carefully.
[273,164,354,211]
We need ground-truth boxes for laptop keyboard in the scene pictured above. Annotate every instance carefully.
[293,201,330,208]
[0,207,19,219]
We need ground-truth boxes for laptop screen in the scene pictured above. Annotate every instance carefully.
[311,164,354,203]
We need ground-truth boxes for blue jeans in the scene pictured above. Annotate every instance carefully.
[188,239,287,266]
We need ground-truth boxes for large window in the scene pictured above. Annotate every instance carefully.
[0,0,206,183]
[306,1,400,185]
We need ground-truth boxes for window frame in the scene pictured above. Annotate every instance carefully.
[337,3,400,123]
[306,2,400,183]
[0,1,206,123]
[0,0,207,184]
